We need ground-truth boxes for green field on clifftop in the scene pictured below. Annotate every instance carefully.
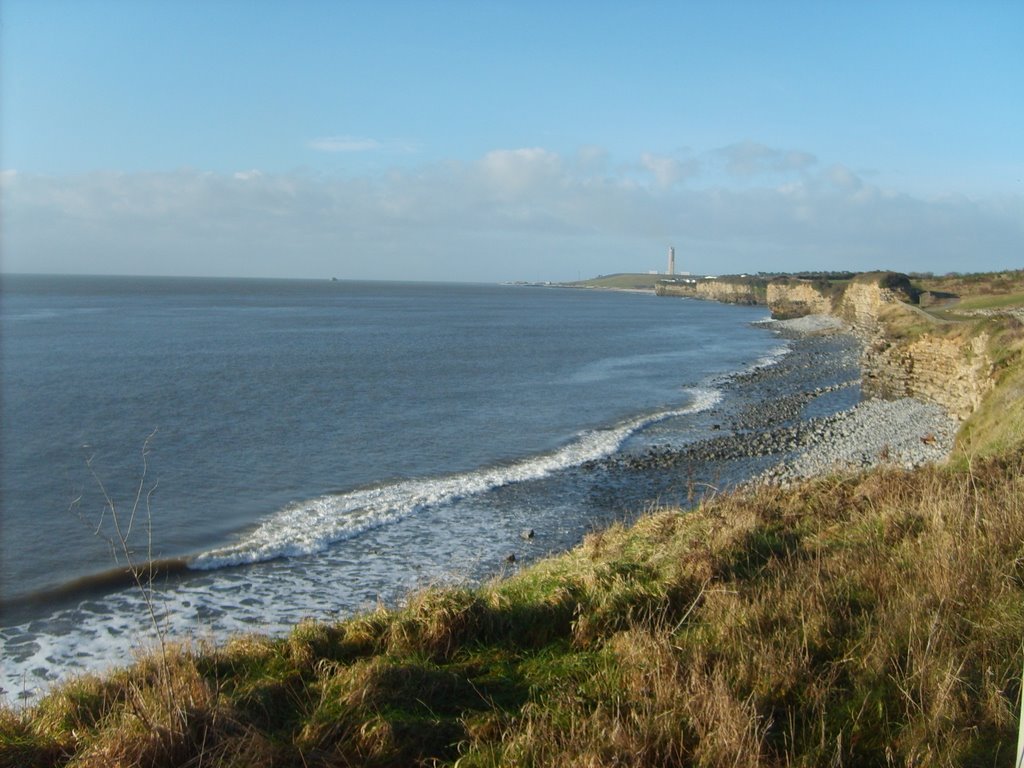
[565,273,663,290]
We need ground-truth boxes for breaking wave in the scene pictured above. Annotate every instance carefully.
[191,388,721,570]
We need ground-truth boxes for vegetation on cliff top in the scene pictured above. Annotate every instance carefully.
[917,269,1024,304]
[565,273,663,290]
[955,316,1024,460]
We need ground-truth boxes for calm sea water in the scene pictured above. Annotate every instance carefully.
[0,275,778,699]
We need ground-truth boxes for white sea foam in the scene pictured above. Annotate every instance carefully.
[750,343,792,371]
[4,307,105,322]
[191,388,722,571]
[1,388,724,704]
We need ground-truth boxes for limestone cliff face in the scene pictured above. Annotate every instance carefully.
[765,281,834,319]
[834,278,917,335]
[656,279,765,305]
[660,272,994,419]
[765,274,994,420]
[862,332,993,420]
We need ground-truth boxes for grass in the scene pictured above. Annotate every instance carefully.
[954,318,1024,460]
[917,270,1024,300]
[873,301,937,341]
[566,273,664,290]
[915,270,1024,319]
[954,291,1024,311]
[4,453,1023,766]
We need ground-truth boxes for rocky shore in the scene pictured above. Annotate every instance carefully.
[758,396,957,484]
[755,315,959,483]
[589,315,958,494]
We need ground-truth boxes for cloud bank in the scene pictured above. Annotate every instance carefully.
[716,141,818,177]
[2,144,1021,282]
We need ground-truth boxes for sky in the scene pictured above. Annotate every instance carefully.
[1,0,1022,282]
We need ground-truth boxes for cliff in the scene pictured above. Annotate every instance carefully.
[600,272,996,420]
[655,277,766,305]
[861,330,993,420]
[658,271,1004,422]
[765,279,835,319]
[764,273,995,421]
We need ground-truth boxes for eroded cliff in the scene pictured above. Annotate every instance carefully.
[655,277,766,305]
[861,330,993,420]
[657,272,996,420]
[765,279,835,319]
[765,273,994,420]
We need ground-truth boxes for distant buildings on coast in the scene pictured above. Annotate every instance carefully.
[651,245,689,277]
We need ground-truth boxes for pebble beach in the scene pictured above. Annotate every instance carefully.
[597,313,960,494]
[758,315,958,484]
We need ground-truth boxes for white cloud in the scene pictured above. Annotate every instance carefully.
[2,148,1021,281]
[573,145,609,174]
[478,148,562,197]
[717,141,818,177]
[824,164,861,191]
[639,153,698,188]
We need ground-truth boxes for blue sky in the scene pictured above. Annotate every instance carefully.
[2,0,1021,281]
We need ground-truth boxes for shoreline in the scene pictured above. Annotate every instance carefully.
[5,303,1018,763]
[755,315,959,483]
[607,314,959,495]
[0,314,959,706]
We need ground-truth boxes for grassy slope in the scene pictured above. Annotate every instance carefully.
[916,270,1024,317]
[565,273,663,290]
[955,317,1024,460]
[956,291,1024,310]
[4,458,1022,767]
[4,277,1024,768]
[917,270,1024,301]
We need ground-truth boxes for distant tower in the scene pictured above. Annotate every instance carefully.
[667,246,676,276]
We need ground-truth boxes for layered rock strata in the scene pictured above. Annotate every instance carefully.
[655,278,765,305]
[659,272,996,422]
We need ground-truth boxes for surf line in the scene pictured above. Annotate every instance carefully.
[192,388,723,571]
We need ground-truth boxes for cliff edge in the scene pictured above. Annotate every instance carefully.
[769,272,996,421]
[660,271,1012,426]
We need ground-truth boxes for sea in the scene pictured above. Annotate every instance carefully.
[0,275,784,701]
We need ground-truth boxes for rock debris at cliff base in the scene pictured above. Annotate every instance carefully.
[585,320,958,498]
[759,397,958,484]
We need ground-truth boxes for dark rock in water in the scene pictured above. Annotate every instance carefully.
[505,553,516,564]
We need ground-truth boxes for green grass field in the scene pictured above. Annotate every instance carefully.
[954,291,1024,310]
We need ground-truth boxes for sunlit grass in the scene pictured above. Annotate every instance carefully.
[3,453,1022,767]
[955,291,1024,311]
